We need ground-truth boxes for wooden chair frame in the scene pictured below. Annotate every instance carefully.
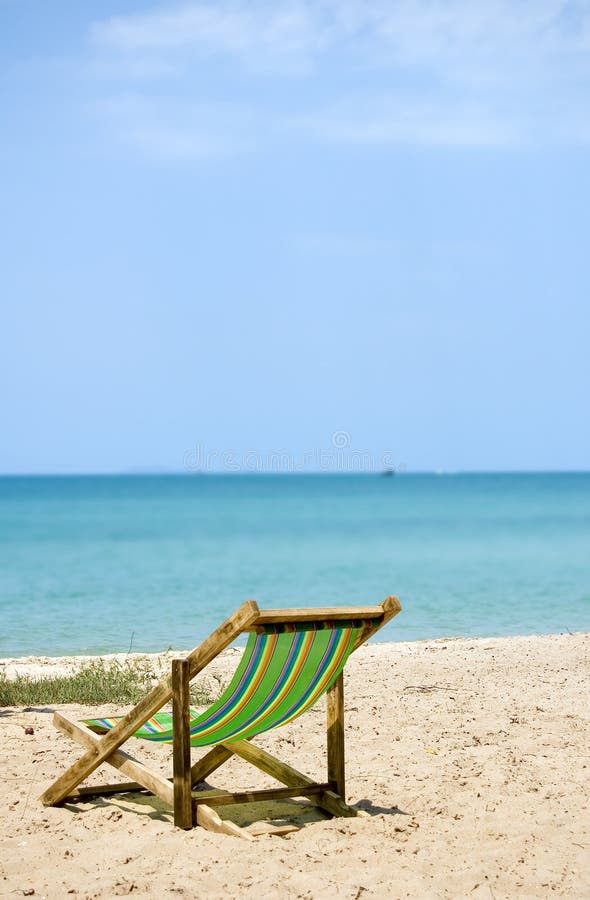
[40,596,401,839]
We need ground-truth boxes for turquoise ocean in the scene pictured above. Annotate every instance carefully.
[1,473,589,657]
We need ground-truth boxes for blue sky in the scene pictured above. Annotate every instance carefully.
[1,0,589,473]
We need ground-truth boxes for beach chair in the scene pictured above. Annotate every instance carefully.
[40,597,401,838]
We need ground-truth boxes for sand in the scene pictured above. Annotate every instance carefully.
[1,632,589,899]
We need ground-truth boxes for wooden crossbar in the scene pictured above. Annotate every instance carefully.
[192,783,333,807]
[247,606,385,630]
[66,780,152,799]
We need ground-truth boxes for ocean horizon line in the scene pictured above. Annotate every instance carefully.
[1,469,589,478]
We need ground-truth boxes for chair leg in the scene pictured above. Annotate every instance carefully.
[195,803,255,841]
[51,713,174,806]
[172,657,193,829]
[326,672,345,800]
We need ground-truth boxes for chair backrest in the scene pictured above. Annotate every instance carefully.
[187,618,372,746]
[84,601,400,748]
[115,619,370,746]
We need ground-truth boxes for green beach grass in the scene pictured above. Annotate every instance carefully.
[0,659,218,708]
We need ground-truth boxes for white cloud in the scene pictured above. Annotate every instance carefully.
[91,2,326,73]
[91,0,590,78]
[88,1,590,158]
[284,95,521,148]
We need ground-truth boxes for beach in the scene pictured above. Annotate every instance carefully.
[1,632,589,898]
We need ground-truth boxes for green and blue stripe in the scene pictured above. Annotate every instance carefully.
[84,623,361,747]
